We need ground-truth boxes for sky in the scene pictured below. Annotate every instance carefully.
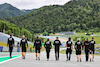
[0,0,70,9]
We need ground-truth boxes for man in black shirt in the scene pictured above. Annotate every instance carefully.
[84,38,90,62]
[20,35,28,59]
[65,37,73,61]
[75,38,83,62]
[44,38,52,61]
[53,37,61,60]
[89,37,96,62]
[33,36,41,60]
[7,34,14,58]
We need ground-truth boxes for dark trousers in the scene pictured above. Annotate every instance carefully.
[9,47,13,57]
[66,53,71,60]
[66,49,72,60]
[46,52,50,59]
[85,50,89,61]
[55,50,59,59]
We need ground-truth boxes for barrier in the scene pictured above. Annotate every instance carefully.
[0,46,3,52]
[17,48,20,52]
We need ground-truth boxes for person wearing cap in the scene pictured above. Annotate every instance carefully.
[65,37,73,61]
[44,38,52,61]
[75,38,83,62]
[89,37,96,62]
[7,34,15,58]
[20,35,28,59]
[33,36,41,60]
[84,38,90,62]
[53,37,61,60]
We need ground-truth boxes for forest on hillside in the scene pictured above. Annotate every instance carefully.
[5,0,100,34]
[0,20,32,40]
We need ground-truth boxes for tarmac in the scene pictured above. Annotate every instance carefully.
[0,50,100,67]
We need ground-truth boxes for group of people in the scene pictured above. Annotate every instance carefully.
[7,34,96,62]
[74,37,96,62]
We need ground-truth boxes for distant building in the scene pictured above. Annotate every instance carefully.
[59,32,76,35]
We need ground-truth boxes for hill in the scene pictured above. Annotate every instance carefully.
[0,3,23,18]
[7,0,100,33]
[0,3,36,18]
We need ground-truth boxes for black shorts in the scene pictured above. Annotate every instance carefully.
[36,48,40,53]
[76,50,81,55]
[22,47,26,52]
[90,49,95,54]
[66,49,72,54]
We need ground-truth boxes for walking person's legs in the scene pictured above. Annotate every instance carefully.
[47,52,49,61]
[79,55,82,62]
[9,47,13,58]
[55,50,57,60]
[66,50,69,61]
[69,52,71,61]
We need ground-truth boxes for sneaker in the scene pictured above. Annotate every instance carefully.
[90,58,91,62]
[47,59,49,61]
[66,58,69,61]
[80,59,82,62]
[92,59,94,62]
[38,57,40,60]
[10,56,12,59]
[22,56,24,59]
[56,57,57,61]
[36,58,37,60]
[23,56,25,59]
[85,61,88,62]
[24,56,25,59]
[57,57,59,60]
[77,60,79,62]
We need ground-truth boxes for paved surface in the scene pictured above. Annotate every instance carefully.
[0,52,21,57]
[0,50,100,67]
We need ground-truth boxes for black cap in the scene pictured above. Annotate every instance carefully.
[92,37,94,39]
[10,33,12,36]
[37,36,39,38]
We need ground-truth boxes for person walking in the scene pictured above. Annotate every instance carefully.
[75,38,83,62]
[65,37,73,61]
[89,37,96,62]
[33,36,41,60]
[53,37,61,60]
[20,35,28,59]
[7,34,14,58]
[44,38,52,61]
[84,38,90,62]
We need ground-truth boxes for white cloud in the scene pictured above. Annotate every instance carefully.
[0,0,70,9]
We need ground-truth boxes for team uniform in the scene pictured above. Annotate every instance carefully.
[66,41,73,61]
[7,37,14,58]
[75,41,82,55]
[20,39,28,52]
[34,39,41,53]
[44,41,52,60]
[53,40,61,60]
[84,41,90,61]
[90,40,96,54]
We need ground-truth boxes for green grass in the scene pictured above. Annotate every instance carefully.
[69,32,100,44]
[60,50,75,54]
[76,32,100,36]
[76,32,86,36]
[60,50,66,54]
[71,36,100,44]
